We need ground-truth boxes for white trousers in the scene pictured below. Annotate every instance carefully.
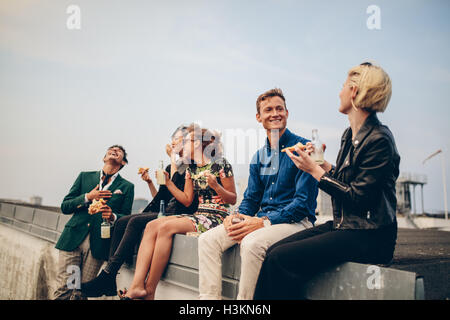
[198,218,312,300]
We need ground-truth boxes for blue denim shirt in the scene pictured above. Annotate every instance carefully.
[238,128,318,225]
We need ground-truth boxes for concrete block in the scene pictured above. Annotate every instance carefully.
[169,234,199,269]
[0,203,16,218]
[14,206,35,223]
[0,216,14,225]
[12,220,31,233]
[29,225,59,243]
[169,234,240,279]
[56,214,72,232]
[304,262,417,300]
[161,264,239,299]
[32,209,59,230]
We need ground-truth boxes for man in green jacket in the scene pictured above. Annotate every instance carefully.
[54,145,134,300]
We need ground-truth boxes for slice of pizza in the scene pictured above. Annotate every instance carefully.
[88,198,106,215]
[138,167,149,175]
[281,142,306,153]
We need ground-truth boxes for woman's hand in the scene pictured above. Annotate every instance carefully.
[166,143,173,157]
[141,170,153,184]
[162,171,173,187]
[305,142,314,155]
[205,172,220,190]
[286,146,326,181]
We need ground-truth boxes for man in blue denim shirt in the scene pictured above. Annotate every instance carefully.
[198,88,318,300]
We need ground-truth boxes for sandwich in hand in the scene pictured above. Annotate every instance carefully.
[88,198,106,215]
[281,142,306,153]
[138,167,149,175]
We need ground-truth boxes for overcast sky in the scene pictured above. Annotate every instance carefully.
[0,0,449,213]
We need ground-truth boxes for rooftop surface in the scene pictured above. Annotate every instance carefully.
[390,228,450,300]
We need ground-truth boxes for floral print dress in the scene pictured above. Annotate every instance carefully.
[182,158,234,233]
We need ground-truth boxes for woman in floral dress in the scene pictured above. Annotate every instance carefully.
[121,127,236,300]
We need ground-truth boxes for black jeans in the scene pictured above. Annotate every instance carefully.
[253,220,397,300]
[104,212,158,275]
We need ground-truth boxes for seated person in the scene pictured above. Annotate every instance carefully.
[197,88,318,300]
[81,124,198,297]
[254,62,399,299]
[120,127,236,300]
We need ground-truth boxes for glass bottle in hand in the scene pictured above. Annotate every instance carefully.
[101,218,111,239]
[156,160,166,185]
[311,129,324,165]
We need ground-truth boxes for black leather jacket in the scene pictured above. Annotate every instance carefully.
[318,113,400,230]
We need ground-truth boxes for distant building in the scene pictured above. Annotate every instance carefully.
[132,198,149,214]
[29,196,42,206]
[396,172,427,215]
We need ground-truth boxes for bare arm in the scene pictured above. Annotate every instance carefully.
[164,171,194,207]
[206,173,237,205]
[141,171,158,198]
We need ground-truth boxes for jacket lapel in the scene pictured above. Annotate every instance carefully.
[107,173,123,192]
[335,128,352,175]
[336,113,380,175]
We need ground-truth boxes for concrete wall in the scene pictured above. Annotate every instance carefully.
[0,201,422,300]
[0,224,58,299]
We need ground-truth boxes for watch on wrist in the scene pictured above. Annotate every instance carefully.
[262,216,271,227]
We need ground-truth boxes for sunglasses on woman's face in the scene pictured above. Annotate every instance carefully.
[360,62,373,66]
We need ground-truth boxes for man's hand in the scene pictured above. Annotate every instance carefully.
[86,185,112,201]
[100,204,114,222]
[226,215,264,243]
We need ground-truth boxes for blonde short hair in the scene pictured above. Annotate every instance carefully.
[348,62,392,113]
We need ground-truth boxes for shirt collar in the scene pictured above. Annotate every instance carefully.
[102,170,119,179]
[265,128,293,150]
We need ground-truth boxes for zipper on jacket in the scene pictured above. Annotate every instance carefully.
[336,204,344,228]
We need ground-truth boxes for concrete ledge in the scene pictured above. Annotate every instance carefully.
[304,262,418,300]
[56,214,72,233]
[161,264,239,299]
[32,209,59,230]
[0,201,424,300]
[0,202,16,218]
[12,220,32,233]
[169,234,240,280]
[14,206,35,223]
[29,225,60,242]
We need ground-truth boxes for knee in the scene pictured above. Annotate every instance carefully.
[199,226,223,253]
[115,215,129,229]
[156,221,175,238]
[240,236,265,258]
[144,220,157,236]
[127,215,141,229]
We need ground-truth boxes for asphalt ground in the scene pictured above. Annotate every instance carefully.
[390,228,450,300]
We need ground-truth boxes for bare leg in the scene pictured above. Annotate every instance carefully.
[143,217,195,299]
[125,216,177,299]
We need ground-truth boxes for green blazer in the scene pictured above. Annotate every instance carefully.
[55,171,134,260]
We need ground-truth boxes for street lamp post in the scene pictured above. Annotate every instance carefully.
[423,149,448,220]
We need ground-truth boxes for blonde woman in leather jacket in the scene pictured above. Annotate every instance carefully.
[254,62,400,300]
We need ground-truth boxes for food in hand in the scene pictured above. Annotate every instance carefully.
[88,198,106,215]
[138,167,149,175]
[281,142,306,153]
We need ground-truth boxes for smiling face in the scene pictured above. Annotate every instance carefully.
[103,146,126,167]
[256,96,289,132]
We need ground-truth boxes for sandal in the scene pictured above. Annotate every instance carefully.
[118,289,132,300]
